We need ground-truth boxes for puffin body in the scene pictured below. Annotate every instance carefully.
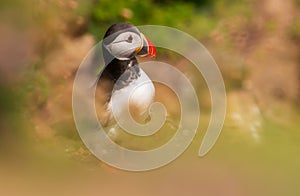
[107,66,155,121]
[99,23,156,129]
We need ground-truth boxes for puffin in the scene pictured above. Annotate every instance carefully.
[98,22,157,138]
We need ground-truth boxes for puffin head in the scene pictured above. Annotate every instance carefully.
[102,23,156,62]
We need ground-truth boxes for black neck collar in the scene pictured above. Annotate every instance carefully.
[102,57,140,84]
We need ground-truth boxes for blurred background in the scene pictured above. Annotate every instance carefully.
[1,0,300,195]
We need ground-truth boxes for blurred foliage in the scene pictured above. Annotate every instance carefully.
[21,67,50,109]
[290,18,300,42]
[0,83,32,162]
[73,0,250,40]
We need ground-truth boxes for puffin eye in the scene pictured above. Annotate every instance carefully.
[127,35,133,43]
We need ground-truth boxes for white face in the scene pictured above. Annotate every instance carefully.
[104,31,143,60]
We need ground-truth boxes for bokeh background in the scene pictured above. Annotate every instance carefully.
[1,0,300,195]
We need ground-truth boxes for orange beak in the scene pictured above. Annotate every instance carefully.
[137,33,156,58]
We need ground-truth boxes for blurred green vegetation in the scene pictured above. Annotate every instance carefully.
[75,0,250,40]
[291,18,300,43]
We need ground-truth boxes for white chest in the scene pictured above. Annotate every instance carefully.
[108,70,155,118]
